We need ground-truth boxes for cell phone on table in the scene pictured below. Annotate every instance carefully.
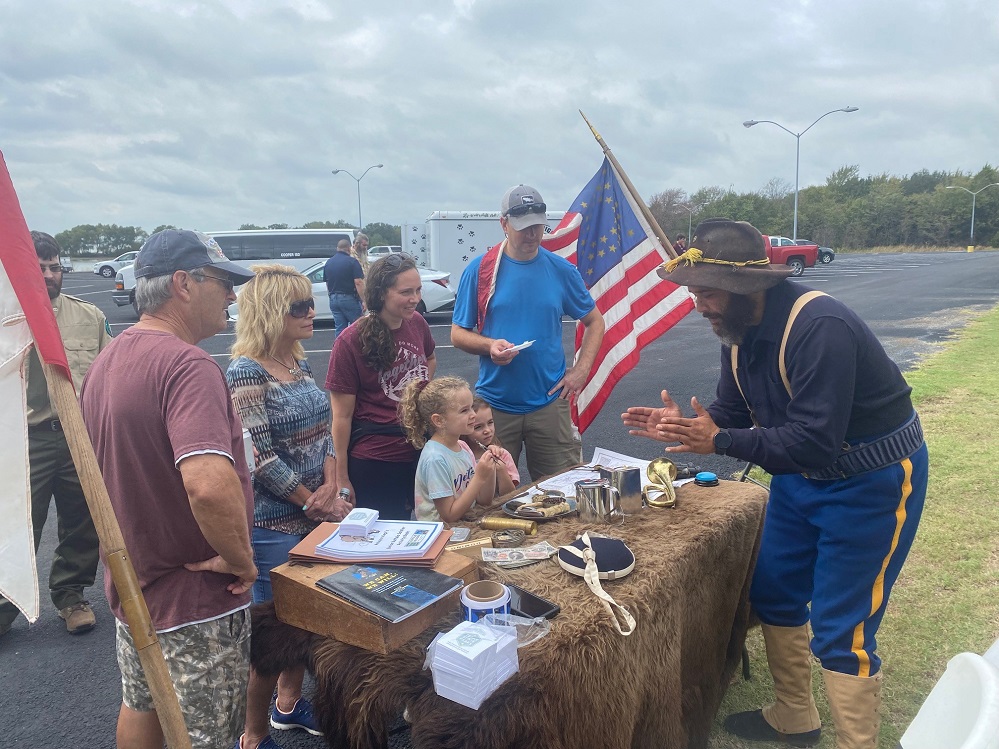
[507,583,560,620]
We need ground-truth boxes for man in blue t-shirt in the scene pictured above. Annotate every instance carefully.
[451,184,605,481]
[323,238,366,340]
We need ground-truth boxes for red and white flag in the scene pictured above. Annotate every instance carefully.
[0,151,71,623]
[542,158,693,433]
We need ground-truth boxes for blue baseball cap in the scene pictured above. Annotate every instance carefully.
[134,229,255,283]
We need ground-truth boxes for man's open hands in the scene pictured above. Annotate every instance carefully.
[622,390,720,454]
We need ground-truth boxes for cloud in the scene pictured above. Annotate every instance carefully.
[0,0,995,236]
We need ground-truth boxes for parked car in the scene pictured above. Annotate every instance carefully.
[226,259,455,322]
[60,257,74,273]
[765,236,818,276]
[366,245,402,262]
[116,255,456,319]
[93,251,139,278]
[794,239,835,264]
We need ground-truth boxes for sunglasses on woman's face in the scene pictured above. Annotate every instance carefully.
[288,299,315,318]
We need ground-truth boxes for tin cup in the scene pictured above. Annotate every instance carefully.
[460,581,511,623]
[598,466,644,515]
[575,479,624,525]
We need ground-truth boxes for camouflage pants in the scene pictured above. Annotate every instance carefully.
[115,609,250,749]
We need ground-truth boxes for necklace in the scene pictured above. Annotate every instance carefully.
[270,355,305,381]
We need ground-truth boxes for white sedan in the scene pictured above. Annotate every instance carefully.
[227,259,456,321]
[93,251,139,278]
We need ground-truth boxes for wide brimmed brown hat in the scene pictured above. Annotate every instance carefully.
[657,218,793,294]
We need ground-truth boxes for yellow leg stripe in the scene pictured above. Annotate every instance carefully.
[851,458,913,677]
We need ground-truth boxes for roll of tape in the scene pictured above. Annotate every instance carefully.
[460,581,511,623]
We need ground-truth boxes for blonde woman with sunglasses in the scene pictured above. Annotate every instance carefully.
[227,264,347,749]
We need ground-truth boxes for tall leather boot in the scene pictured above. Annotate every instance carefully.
[723,623,821,746]
[822,669,882,749]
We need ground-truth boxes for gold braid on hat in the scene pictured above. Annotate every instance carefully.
[662,247,773,273]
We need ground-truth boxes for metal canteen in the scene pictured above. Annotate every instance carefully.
[598,465,644,515]
[575,479,624,524]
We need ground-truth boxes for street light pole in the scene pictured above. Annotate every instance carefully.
[743,107,859,240]
[680,203,695,246]
[946,183,999,245]
[331,164,383,231]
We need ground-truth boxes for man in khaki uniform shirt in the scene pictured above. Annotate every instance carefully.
[0,231,112,638]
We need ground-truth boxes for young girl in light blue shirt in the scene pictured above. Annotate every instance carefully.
[400,376,499,523]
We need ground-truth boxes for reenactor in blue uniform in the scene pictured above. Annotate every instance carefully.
[624,219,927,749]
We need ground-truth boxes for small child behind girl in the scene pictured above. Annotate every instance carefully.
[400,376,499,523]
[462,397,520,496]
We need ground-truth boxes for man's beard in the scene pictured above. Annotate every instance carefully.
[710,293,757,346]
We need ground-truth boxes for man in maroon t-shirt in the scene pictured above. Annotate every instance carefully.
[81,229,257,749]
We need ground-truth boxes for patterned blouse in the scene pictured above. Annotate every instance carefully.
[226,356,334,534]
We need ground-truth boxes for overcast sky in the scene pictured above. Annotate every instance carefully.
[2,0,996,236]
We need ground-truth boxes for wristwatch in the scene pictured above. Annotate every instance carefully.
[713,429,733,456]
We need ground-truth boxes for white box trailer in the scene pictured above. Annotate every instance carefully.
[402,210,566,283]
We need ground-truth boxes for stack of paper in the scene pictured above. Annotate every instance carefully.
[339,507,379,537]
[428,621,519,710]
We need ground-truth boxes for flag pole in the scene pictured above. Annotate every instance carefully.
[43,364,193,749]
[578,110,678,259]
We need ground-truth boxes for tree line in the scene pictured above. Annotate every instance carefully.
[52,164,998,257]
[54,221,403,257]
[647,164,999,248]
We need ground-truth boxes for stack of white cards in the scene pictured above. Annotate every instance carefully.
[427,621,519,709]
[338,507,379,537]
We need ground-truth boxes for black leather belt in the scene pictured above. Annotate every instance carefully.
[805,412,923,481]
[30,419,62,432]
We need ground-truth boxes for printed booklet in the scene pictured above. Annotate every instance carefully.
[316,564,463,624]
[314,520,444,561]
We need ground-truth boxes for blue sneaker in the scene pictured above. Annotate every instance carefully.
[233,736,281,749]
[270,698,322,736]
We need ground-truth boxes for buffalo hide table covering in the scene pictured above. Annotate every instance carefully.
[251,479,767,749]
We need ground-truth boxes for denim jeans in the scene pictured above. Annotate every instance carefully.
[251,526,306,604]
[329,293,363,340]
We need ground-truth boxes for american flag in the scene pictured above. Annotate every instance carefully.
[0,151,71,623]
[542,157,693,433]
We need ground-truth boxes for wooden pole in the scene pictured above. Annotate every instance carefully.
[43,363,193,749]
[578,110,678,260]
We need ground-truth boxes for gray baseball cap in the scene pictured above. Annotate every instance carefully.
[500,184,548,231]
[134,229,255,283]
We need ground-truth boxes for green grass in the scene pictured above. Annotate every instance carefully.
[711,304,999,748]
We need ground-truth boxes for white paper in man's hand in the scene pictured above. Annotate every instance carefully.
[506,340,534,352]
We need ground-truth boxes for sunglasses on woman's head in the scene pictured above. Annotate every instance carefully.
[288,299,315,318]
[383,252,415,268]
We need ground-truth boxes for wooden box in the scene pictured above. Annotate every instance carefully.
[270,550,479,654]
